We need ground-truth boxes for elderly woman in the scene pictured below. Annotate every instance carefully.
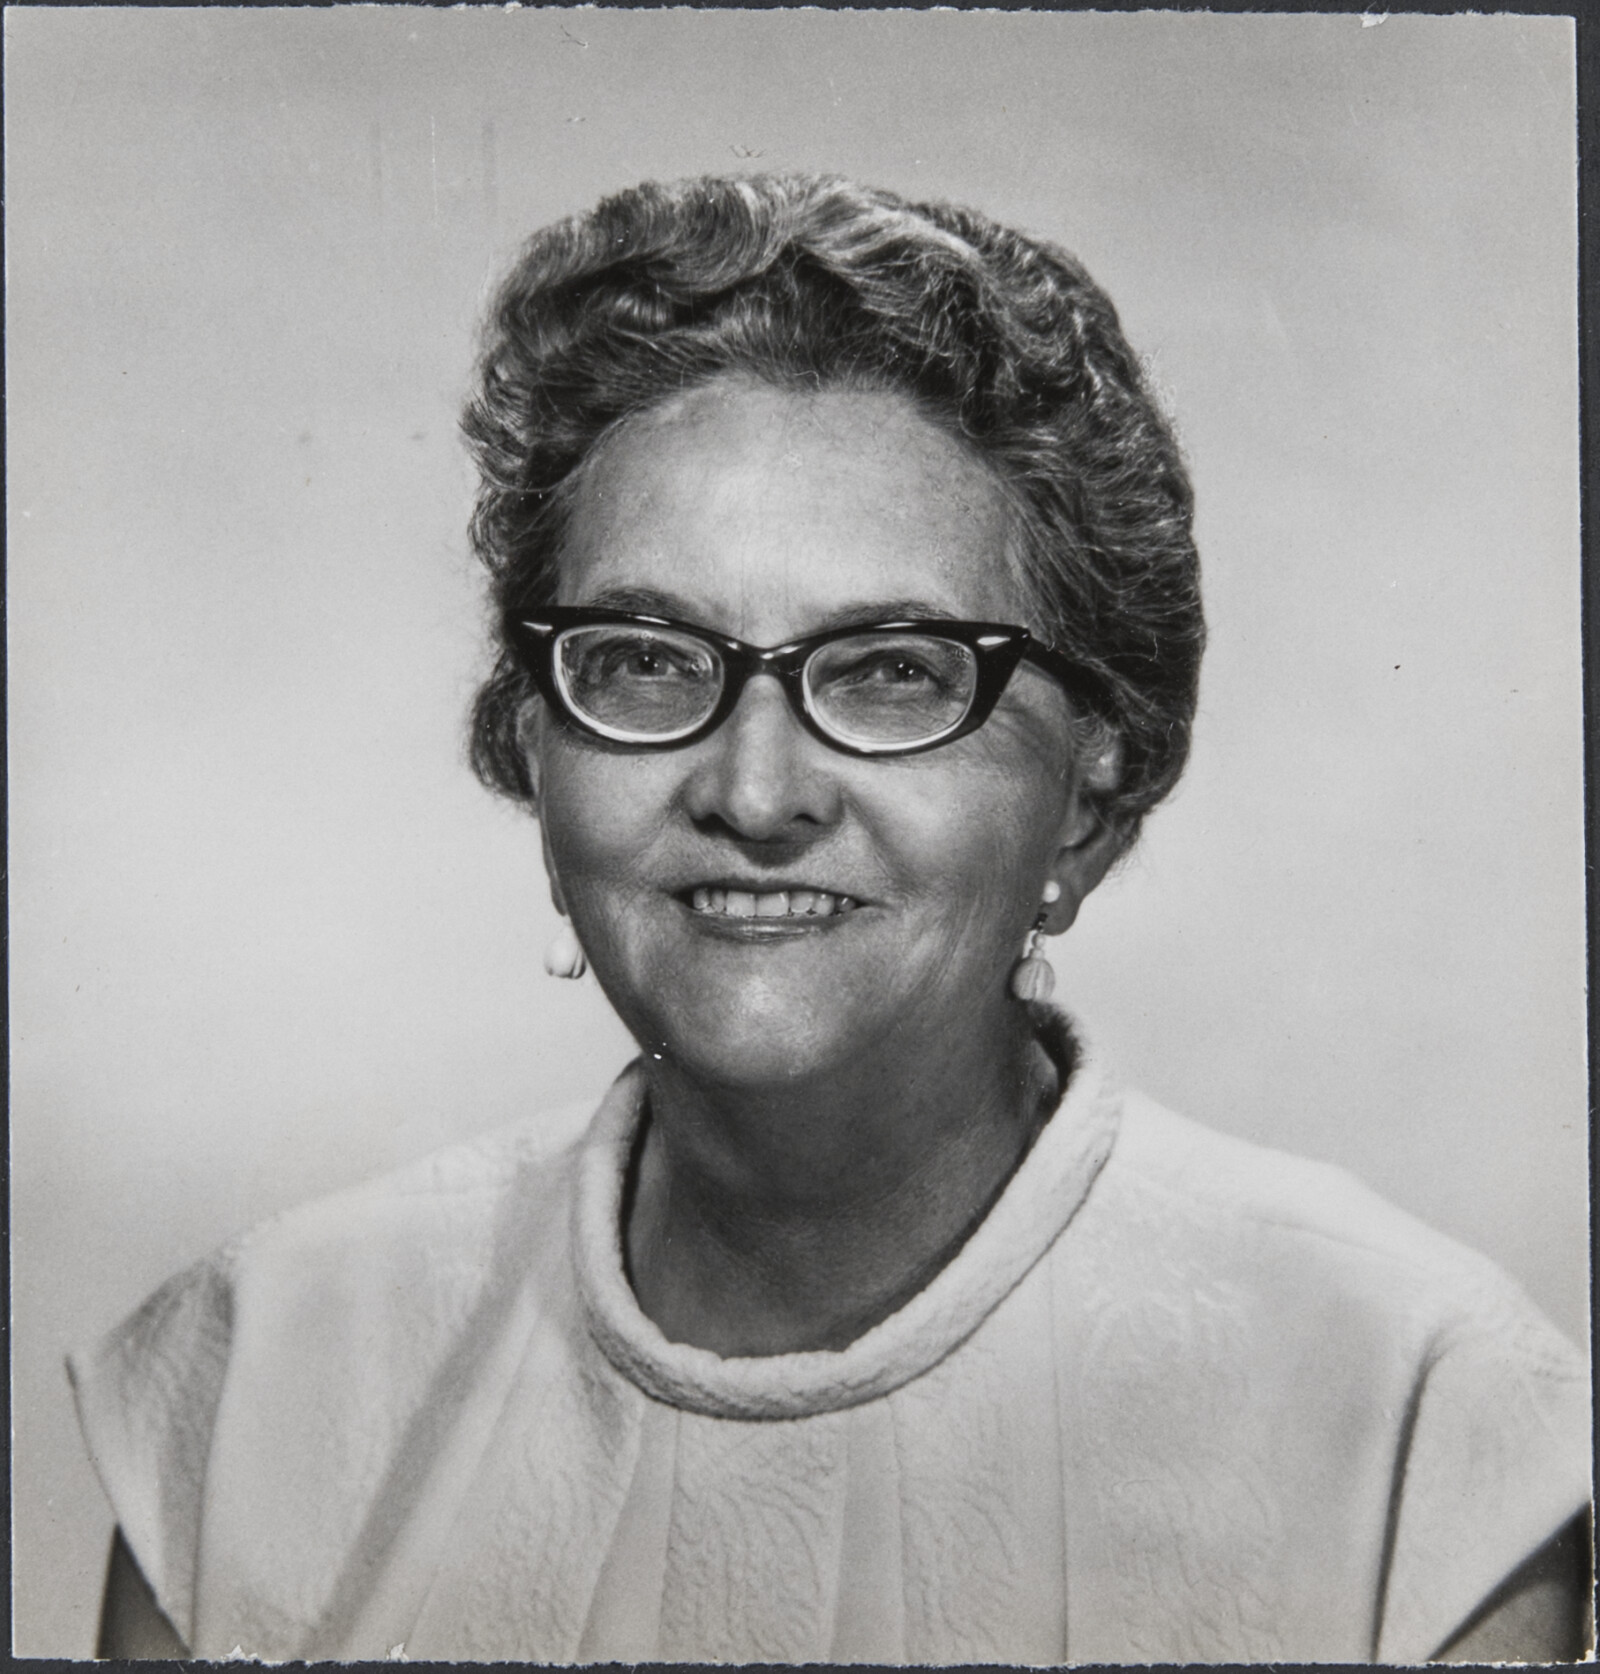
[75,174,1587,1664]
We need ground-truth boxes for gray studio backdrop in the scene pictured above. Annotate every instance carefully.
[7,8,1584,1656]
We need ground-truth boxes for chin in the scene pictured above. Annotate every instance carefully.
[643,985,870,1091]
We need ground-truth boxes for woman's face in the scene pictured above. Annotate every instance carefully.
[528,376,1104,1091]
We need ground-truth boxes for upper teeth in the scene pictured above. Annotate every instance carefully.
[691,887,858,918]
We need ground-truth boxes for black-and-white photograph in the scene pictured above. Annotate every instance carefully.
[8,6,1590,1662]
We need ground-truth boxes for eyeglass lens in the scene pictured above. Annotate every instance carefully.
[553,624,981,747]
[803,633,979,746]
[555,624,721,741]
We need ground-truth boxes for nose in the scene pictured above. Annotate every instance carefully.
[681,673,843,841]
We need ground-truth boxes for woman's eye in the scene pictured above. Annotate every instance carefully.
[835,652,944,689]
[883,658,936,684]
[600,639,707,680]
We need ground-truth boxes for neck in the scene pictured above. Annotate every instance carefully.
[623,1002,1061,1356]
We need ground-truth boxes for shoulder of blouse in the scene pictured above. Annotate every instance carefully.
[66,1088,606,1648]
[1081,1086,1589,1661]
[1097,1089,1567,1330]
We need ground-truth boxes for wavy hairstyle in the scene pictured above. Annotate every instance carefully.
[462,173,1203,840]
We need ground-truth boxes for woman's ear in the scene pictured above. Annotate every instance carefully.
[539,821,570,918]
[1045,819,1125,934]
[515,698,545,811]
[516,699,570,916]
[1043,740,1126,933]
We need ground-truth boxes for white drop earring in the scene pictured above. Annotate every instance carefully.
[544,920,587,981]
[1010,881,1062,1003]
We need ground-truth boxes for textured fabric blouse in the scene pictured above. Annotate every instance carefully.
[69,1020,1589,1664]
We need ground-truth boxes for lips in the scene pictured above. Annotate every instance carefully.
[687,886,860,919]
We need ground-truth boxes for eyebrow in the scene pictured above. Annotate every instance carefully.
[576,586,972,638]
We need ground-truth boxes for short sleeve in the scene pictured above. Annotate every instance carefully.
[1375,1266,1591,1662]
[67,1245,239,1649]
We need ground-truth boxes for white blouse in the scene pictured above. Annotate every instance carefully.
[69,1019,1589,1663]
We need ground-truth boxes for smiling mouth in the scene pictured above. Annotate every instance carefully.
[686,886,861,920]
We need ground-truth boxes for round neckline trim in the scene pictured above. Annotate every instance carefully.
[574,1010,1123,1420]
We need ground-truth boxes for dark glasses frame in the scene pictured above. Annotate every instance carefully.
[506,605,1093,757]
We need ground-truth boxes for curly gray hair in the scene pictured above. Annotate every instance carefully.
[462,172,1203,841]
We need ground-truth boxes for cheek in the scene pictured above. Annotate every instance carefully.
[860,743,1074,917]
[537,745,675,903]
